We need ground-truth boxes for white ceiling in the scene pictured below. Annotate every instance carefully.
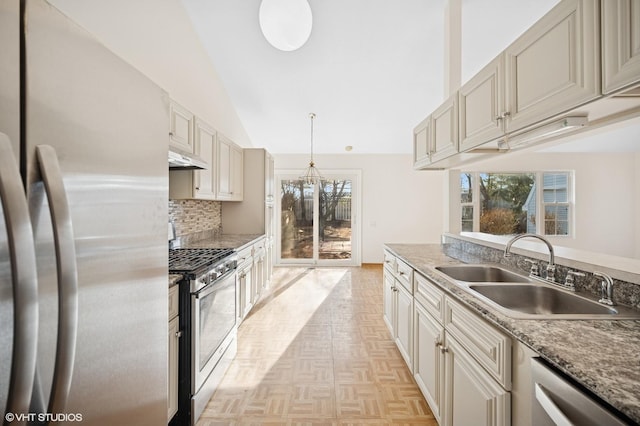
[180,0,559,154]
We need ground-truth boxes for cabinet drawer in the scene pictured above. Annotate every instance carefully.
[383,250,397,272]
[395,258,414,294]
[414,273,444,323]
[169,284,179,321]
[444,296,511,390]
[237,245,253,265]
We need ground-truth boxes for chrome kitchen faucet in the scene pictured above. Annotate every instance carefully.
[504,233,556,283]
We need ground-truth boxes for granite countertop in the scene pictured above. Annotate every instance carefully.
[384,243,640,424]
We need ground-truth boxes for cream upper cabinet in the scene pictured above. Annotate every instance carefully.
[169,101,194,152]
[216,135,243,201]
[193,118,216,200]
[459,55,505,152]
[602,0,640,94]
[431,94,459,163]
[413,116,431,169]
[413,94,458,169]
[503,0,600,133]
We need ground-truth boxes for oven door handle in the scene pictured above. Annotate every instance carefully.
[193,271,236,299]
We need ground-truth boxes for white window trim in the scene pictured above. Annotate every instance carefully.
[537,171,574,237]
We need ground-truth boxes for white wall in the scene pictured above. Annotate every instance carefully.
[275,154,445,263]
[459,151,638,259]
[48,0,252,146]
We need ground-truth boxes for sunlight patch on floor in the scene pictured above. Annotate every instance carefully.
[218,267,347,389]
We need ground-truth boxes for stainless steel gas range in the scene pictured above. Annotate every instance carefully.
[168,247,238,425]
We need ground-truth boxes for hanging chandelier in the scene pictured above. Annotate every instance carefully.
[300,113,323,185]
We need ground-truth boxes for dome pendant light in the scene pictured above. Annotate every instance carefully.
[259,0,312,51]
[300,113,323,185]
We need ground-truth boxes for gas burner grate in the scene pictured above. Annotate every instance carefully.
[169,248,235,274]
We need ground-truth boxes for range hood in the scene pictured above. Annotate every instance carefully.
[168,147,208,170]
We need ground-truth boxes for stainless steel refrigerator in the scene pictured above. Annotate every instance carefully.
[1,0,169,424]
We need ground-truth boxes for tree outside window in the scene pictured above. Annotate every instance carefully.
[461,172,572,236]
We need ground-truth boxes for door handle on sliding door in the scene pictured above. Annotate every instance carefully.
[0,133,39,424]
[35,145,79,416]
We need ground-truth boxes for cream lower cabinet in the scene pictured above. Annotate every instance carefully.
[237,244,254,321]
[168,285,180,421]
[445,333,510,426]
[253,243,266,300]
[382,252,414,371]
[237,238,268,323]
[238,262,253,320]
[414,301,445,423]
[383,265,395,332]
[412,271,511,426]
[395,283,414,370]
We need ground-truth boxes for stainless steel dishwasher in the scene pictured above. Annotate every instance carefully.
[531,358,632,425]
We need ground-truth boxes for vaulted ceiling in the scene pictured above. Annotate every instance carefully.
[180,0,559,154]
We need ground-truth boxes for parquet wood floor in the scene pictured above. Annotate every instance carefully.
[197,265,437,426]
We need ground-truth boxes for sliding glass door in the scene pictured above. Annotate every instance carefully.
[277,171,360,266]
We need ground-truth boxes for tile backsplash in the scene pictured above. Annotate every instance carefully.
[168,199,222,237]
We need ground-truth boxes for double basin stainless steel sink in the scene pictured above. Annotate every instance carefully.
[434,265,640,320]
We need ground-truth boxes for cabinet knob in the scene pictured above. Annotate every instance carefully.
[169,132,174,136]
[440,346,449,354]
[175,330,182,338]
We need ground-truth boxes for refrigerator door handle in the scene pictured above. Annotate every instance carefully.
[0,134,39,424]
[35,145,79,416]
